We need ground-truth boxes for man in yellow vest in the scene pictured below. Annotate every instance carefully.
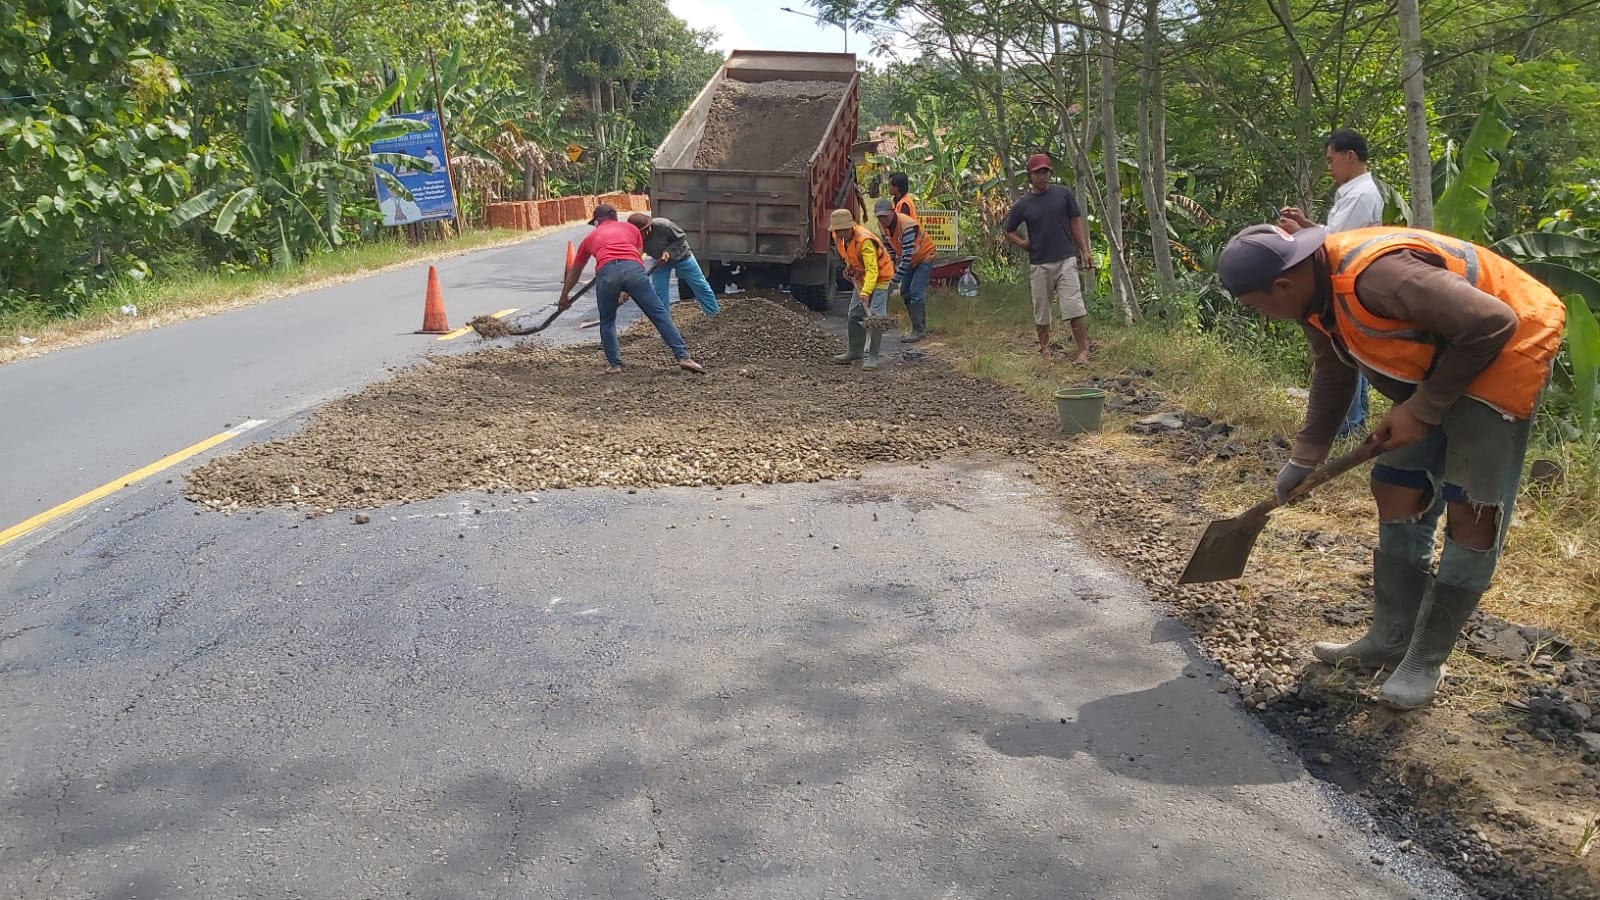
[1217,223,1565,709]
[829,208,895,370]
[874,197,937,342]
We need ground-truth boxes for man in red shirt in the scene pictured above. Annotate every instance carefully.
[559,204,705,374]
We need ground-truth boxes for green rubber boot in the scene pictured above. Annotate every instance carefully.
[903,302,927,343]
[1312,550,1432,669]
[862,329,883,370]
[1377,581,1484,710]
[833,320,866,364]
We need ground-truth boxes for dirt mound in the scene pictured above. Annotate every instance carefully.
[466,314,512,338]
[694,80,847,173]
[186,297,1060,509]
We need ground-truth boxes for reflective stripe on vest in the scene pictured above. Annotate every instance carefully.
[885,214,937,267]
[1315,226,1566,420]
[835,226,895,284]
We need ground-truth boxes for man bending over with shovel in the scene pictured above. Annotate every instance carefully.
[560,204,705,375]
[1216,223,1564,709]
[628,213,719,316]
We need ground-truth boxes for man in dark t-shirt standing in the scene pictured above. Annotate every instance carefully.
[1002,153,1094,366]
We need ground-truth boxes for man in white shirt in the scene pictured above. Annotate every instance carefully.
[1278,129,1385,434]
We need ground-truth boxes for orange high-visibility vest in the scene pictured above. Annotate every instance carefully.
[882,213,938,267]
[895,194,918,220]
[1315,227,1566,420]
[834,225,895,287]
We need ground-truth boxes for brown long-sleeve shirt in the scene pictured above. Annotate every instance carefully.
[1292,249,1519,464]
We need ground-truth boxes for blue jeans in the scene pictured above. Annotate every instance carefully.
[1338,373,1371,438]
[849,287,889,320]
[595,260,689,366]
[650,255,719,316]
[900,260,933,305]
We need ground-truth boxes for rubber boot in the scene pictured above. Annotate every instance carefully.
[833,320,865,364]
[1312,550,1432,669]
[1376,581,1484,710]
[861,329,883,370]
[903,302,926,343]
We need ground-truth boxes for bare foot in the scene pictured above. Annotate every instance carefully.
[1040,346,1054,367]
[1073,351,1089,366]
[604,364,624,375]
[678,358,706,375]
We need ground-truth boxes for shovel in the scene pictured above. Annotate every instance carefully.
[1176,437,1383,585]
[476,278,596,337]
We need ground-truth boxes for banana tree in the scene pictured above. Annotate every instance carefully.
[1434,98,1514,241]
[171,74,429,266]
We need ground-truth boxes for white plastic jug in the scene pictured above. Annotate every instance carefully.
[957,271,978,297]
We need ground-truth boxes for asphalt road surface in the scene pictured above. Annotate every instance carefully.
[0,226,594,535]
[0,231,1473,898]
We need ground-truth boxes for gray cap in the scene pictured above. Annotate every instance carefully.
[873,198,894,216]
[1217,224,1327,295]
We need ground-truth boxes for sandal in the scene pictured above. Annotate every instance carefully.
[678,359,706,375]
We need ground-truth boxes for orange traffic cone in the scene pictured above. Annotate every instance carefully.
[417,265,450,334]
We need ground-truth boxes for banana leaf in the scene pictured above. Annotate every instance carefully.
[1492,232,1600,263]
[1434,99,1514,241]
[1564,293,1600,437]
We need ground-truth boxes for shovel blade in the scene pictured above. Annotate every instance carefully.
[1176,512,1270,584]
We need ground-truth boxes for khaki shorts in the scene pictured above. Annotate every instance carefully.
[1029,258,1086,325]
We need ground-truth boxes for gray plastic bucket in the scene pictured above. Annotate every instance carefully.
[1054,387,1106,434]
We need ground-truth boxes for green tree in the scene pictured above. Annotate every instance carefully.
[1,0,193,311]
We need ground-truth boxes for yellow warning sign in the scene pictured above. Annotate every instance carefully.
[566,143,585,163]
[918,209,959,252]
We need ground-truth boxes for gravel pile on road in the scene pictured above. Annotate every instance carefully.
[693,80,847,172]
[187,296,1059,509]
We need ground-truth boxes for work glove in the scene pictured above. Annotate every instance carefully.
[1275,460,1316,504]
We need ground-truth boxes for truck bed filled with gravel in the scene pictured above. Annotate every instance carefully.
[692,80,847,172]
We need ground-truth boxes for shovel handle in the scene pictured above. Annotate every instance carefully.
[1243,436,1383,519]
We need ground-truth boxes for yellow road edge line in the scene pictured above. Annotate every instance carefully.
[436,308,519,342]
[0,419,267,549]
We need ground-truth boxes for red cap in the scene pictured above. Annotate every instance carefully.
[1026,153,1053,172]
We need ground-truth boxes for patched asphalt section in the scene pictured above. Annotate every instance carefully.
[0,463,1468,899]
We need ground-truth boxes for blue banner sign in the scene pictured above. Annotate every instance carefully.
[371,111,456,225]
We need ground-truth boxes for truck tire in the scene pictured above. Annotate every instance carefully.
[706,263,730,296]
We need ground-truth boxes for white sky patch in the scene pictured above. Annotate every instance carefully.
[669,0,754,54]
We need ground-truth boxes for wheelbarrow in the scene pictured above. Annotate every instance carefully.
[928,255,977,288]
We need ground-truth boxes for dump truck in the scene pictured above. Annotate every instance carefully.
[650,50,860,311]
